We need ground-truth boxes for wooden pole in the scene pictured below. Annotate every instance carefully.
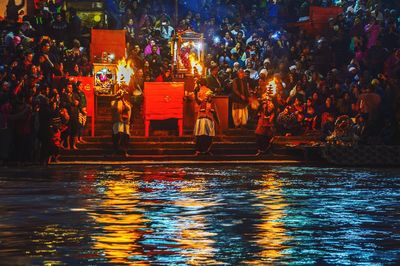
[174,0,178,27]
[27,0,35,17]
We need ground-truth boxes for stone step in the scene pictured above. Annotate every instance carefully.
[94,123,144,128]
[94,129,146,135]
[59,153,299,162]
[92,129,258,136]
[80,135,256,142]
[75,141,257,149]
[59,143,305,158]
[95,115,143,119]
[94,128,144,134]
[80,135,322,144]
[61,147,259,156]
[94,118,144,123]
[94,130,180,136]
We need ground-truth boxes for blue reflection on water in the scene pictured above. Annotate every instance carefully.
[0,165,399,265]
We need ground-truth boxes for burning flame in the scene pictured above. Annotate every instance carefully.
[266,78,278,96]
[116,57,134,85]
[189,54,203,75]
[262,77,280,100]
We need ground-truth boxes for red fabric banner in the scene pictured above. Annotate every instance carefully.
[143,82,185,136]
[144,82,185,120]
[309,6,343,24]
[90,29,126,62]
[310,6,343,34]
[288,6,343,35]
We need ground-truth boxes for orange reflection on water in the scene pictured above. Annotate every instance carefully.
[246,172,291,264]
[176,215,222,265]
[174,186,222,265]
[89,179,149,265]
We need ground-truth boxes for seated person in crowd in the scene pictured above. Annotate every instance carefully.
[276,106,301,136]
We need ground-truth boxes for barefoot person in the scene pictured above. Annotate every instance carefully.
[255,98,275,156]
[232,69,250,128]
[194,79,219,155]
[111,89,131,157]
[75,81,87,144]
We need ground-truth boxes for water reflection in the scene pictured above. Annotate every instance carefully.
[0,166,399,265]
[174,178,221,265]
[89,175,149,265]
[246,172,291,264]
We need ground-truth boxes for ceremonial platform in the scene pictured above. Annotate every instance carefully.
[59,132,322,163]
[59,95,323,163]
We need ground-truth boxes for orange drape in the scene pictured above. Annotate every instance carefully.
[90,29,126,62]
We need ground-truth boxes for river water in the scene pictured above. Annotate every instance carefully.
[0,165,399,265]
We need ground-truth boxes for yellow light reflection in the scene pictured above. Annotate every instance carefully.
[15,224,81,266]
[89,180,149,265]
[246,173,291,264]
[174,179,222,265]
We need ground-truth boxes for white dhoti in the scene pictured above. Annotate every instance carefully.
[232,104,248,127]
[194,118,215,137]
[112,122,130,136]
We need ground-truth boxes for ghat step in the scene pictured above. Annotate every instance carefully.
[74,142,257,149]
[59,153,300,162]
[62,148,257,156]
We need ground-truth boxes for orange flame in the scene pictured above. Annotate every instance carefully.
[189,54,203,75]
[116,57,134,85]
[266,78,278,96]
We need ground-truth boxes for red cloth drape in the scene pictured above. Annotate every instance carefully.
[90,29,126,62]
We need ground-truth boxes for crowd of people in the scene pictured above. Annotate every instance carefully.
[1,0,399,164]
[1,1,89,165]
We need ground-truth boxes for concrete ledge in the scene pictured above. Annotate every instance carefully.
[52,160,303,165]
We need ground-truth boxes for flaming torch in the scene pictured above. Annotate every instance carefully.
[116,57,134,87]
[265,77,279,98]
[259,77,279,105]
[189,54,203,76]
